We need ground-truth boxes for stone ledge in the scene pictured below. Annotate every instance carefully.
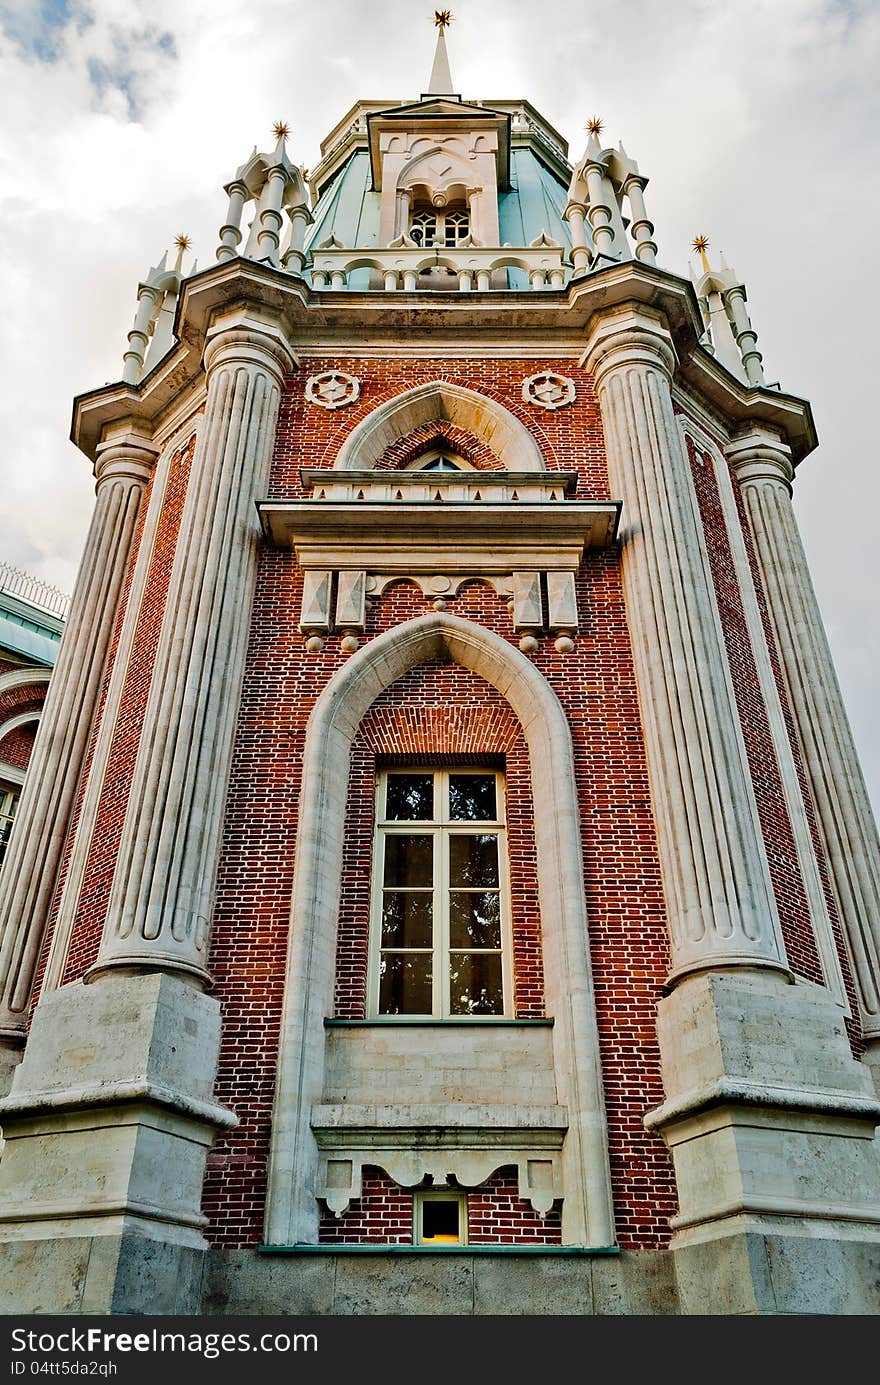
[0,1079,238,1130]
[644,1078,880,1132]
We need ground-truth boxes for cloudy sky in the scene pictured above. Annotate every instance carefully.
[0,0,877,812]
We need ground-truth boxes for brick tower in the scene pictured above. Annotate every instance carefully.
[1,16,879,1315]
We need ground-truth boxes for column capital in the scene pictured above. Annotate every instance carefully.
[725,427,793,492]
[94,433,160,489]
[581,305,677,385]
[202,313,297,385]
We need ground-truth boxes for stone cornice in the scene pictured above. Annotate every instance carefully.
[71,256,817,465]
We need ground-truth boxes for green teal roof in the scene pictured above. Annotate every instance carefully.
[304,145,580,290]
[499,149,574,288]
[0,605,60,666]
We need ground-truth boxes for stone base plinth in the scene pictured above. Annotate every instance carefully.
[0,971,234,1311]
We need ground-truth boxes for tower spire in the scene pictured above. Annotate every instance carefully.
[428,10,455,94]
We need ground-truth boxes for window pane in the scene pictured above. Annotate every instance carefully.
[448,952,504,1015]
[449,774,496,821]
[449,834,499,887]
[386,774,434,821]
[379,953,433,1014]
[449,891,500,949]
[381,892,433,948]
[383,834,433,887]
[421,1199,461,1243]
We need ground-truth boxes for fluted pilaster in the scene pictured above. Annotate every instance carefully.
[88,317,295,984]
[583,308,787,981]
[0,437,157,1050]
[728,429,880,1040]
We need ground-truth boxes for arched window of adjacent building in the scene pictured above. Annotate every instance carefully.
[369,767,512,1017]
[0,784,19,868]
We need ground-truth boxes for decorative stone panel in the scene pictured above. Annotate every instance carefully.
[305,371,360,410]
[522,371,576,411]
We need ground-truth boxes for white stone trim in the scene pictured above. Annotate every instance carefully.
[332,380,546,473]
[0,764,25,789]
[678,416,848,1011]
[0,712,40,744]
[0,670,50,698]
[265,612,614,1249]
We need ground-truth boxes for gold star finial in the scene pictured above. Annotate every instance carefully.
[692,233,711,271]
[434,9,453,30]
[273,120,290,141]
[174,234,191,252]
[586,115,604,138]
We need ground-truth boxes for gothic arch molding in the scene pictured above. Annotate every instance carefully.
[333,380,546,472]
[265,612,614,1248]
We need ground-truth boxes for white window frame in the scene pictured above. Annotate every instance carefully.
[414,1190,468,1246]
[367,767,513,1020]
[410,206,470,249]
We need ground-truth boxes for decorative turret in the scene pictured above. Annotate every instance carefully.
[215,122,313,272]
[564,118,657,275]
[690,235,765,386]
[121,235,196,386]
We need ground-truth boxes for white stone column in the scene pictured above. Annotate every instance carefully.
[728,428,880,1051]
[583,308,787,980]
[564,202,591,277]
[216,178,249,262]
[0,434,157,1064]
[88,315,295,985]
[724,286,765,386]
[122,286,160,385]
[621,173,657,266]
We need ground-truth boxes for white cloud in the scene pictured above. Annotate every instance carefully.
[0,0,877,816]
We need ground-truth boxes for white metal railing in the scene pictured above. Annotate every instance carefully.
[0,562,70,619]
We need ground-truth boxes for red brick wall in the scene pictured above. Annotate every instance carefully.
[271,358,609,496]
[318,1167,413,1245]
[0,722,37,772]
[203,357,677,1252]
[468,1167,562,1244]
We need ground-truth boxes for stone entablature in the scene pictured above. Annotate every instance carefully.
[258,475,617,649]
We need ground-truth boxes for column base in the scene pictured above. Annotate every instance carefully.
[860,1035,880,1101]
[646,969,880,1311]
[0,1033,23,1097]
[672,1221,880,1315]
[0,971,235,1311]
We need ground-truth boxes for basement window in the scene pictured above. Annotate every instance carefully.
[415,1191,467,1245]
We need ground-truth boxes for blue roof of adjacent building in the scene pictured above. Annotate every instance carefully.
[0,593,64,668]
